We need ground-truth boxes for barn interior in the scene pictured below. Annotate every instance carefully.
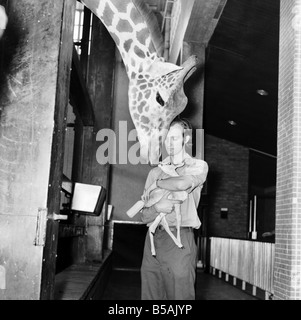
[0,0,283,300]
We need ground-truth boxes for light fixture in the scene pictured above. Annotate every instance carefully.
[228,120,237,126]
[256,89,268,96]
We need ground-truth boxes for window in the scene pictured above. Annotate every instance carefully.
[73,2,93,56]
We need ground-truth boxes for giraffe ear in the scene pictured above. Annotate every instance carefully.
[146,58,183,78]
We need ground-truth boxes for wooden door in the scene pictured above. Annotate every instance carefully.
[0,0,75,300]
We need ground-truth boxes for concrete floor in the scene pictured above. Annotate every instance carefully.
[102,268,260,300]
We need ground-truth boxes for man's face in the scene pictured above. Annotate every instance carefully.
[164,123,185,156]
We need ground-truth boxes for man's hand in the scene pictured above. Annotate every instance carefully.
[154,198,182,214]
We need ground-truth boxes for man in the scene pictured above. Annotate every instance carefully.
[140,117,208,300]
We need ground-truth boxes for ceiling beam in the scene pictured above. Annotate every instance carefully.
[184,0,227,45]
[168,0,195,64]
[168,0,227,64]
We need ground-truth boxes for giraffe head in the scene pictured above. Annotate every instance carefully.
[80,0,198,164]
[129,55,198,165]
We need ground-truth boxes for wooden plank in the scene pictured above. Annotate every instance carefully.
[54,250,112,300]
[84,15,116,262]
[86,14,115,133]
[41,0,76,300]
[58,224,85,238]
[71,117,85,183]
[80,7,92,81]
[54,264,101,300]
[181,42,206,131]
[70,46,95,126]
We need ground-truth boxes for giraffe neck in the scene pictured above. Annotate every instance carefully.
[82,0,160,79]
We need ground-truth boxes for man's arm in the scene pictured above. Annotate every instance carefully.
[140,204,157,224]
[157,161,209,193]
[156,176,194,192]
[140,198,182,224]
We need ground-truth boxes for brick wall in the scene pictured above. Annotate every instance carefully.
[204,134,249,239]
[274,0,301,300]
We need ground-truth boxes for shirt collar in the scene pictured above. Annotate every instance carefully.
[159,153,192,168]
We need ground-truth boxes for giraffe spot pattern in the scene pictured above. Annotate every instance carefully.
[110,31,120,47]
[116,19,133,33]
[145,90,151,99]
[102,3,114,27]
[140,84,147,90]
[124,39,133,53]
[136,29,148,47]
[130,4,143,24]
[138,101,147,114]
[141,125,150,132]
[133,113,140,120]
[141,116,150,124]
[136,79,146,85]
[138,92,143,101]
[158,121,164,131]
[134,46,146,59]
[111,0,128,13]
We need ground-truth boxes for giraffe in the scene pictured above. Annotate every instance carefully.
[81,0,198,164]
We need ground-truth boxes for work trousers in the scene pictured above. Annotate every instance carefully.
[140,227,198,300]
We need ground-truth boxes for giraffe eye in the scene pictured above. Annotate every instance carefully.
[156,92,165,106]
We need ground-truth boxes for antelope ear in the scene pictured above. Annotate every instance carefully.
[146,58,183,78]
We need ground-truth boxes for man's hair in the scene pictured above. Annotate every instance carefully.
[170,116,192,131]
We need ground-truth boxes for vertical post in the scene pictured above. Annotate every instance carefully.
[233,277,237,286]
[84,15,115,262]
[80,7,92,81]
[251,195,257,240]
[41,0,76,300]
[242,281,246,291]
[181,41,205,132]
[0,0,75,300]
[248,199,252,239]
[274,0,301,300]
